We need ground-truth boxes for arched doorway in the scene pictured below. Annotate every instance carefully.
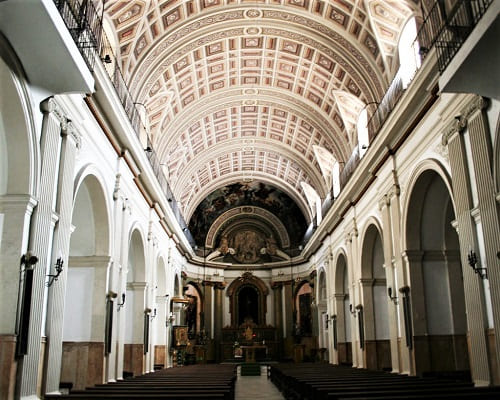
[295,282,313,337]
[153,257,167,368]
[360,224,391,371]
[238,286,259,326]
[317,270,328,361]
[405,170,469,376]
[334,253,352,365]
[124,228,147,377]
[226,274,268,328]
[61,174,110,389]
[184,282,203,336]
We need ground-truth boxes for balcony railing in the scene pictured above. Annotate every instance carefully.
[435,0,493,72]
[53,0,102,72]
[335,0,493,200]
[54,0,194,246]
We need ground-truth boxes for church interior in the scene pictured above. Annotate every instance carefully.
[0,0,499,399]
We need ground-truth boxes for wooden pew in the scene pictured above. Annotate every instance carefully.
[270,363,500,400]
[45,364,237,400]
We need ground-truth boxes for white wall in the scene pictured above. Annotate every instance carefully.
[63,267,94,341]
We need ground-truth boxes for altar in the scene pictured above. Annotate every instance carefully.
[240,345,267,363]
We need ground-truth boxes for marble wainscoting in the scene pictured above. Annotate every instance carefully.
[0,334,17,400]
[154,345,165,367]
[413,334,469,375]
[486,329,499,385]
[336,341,352,365]
[364,339,391,371]
[60,342,104,390]
[123,344,144,376]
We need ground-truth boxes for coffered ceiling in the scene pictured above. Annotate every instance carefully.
[102,0,418,236]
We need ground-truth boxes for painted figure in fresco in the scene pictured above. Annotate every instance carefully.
[206,236,235,261]
[233,230,262,263]
[260,235,290,260]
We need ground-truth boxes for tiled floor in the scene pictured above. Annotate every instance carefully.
[235,366,285,400]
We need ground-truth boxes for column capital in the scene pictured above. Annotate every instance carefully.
[378,194,389,210]
[271,281,284,289]
[0,194,38,212]
[442,116,467,146]
[61,121,82,149]
[127,281,148,291]
[359,278,375,286]
[40,97,65,123]
[402,250,424,263]
[462,95,489,120]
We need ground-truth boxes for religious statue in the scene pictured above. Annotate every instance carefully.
[186,296,196,334]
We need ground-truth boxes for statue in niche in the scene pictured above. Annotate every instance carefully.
[186,296,196,335]
[206,236,235,261]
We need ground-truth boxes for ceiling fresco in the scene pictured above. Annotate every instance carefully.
[188,181,307,250]
[100,0,422,263]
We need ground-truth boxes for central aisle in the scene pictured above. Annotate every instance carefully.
[235,365,285,400]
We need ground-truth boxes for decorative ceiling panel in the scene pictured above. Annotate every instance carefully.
[102,0,420,246]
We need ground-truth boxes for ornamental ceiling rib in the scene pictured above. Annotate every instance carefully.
[103,0,416,222]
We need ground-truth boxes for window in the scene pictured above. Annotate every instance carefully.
[399,17,421,89]
[332,161,340,198]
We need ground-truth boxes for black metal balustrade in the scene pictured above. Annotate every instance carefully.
[53,0,102,72]
[434,0,493,73]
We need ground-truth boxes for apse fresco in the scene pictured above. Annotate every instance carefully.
[188,181,307,249]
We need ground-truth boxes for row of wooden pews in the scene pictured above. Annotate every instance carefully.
[270,363,500,400]
[45,364,237,400]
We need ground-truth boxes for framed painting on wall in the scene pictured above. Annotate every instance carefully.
[173,325,189,347]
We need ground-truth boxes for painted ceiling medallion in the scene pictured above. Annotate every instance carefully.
[244,9,263,19]
[244,27,262,35]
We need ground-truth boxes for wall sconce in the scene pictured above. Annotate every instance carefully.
[468,250,487,279]
[387,287,398,305]
[150,308,157,321]
[101,54,112,64]
[117,293,126,311]
[46,257,64,287]
[349,304,357,317]
[21,252,39,269]
[325,314,336,329]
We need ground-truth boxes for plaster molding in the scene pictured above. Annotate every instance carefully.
[442,115,467,146]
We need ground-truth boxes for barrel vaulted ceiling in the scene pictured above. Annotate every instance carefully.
[102,0,418,230]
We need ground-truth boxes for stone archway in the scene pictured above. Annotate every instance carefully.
[360,224,391,371]
[334,252,352,365]
[405,169,469,376]
[123,228,147,377]
[0,35,38,400]
[226,273,269,328]
[62,173,111,390]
